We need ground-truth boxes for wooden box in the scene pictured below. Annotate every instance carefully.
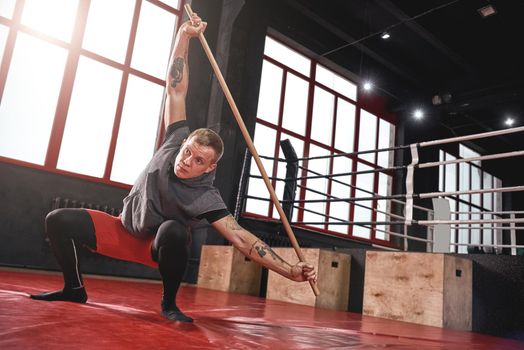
[363,251,472,330]
[197,245,262,296]
[266,248,351,311]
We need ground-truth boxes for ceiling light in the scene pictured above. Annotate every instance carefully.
[505,117,515,127]
[478,4,496,18]
[363,81,373,91]
[380,32,390,39]
[413,109,424,120]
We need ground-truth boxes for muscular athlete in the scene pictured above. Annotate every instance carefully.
[30,13,316,323]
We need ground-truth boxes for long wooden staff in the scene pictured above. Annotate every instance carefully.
[184,4,319,296]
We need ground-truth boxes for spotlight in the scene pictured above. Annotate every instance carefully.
[478,4,496,18]
[413,109,424,120]
[363,81,373,91]
[504,117,515,127]
[380,32,390,39]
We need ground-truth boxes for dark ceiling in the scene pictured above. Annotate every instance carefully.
[271,0,524,154]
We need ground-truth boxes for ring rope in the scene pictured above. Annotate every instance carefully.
[451,210,524,215]
[418,150,524,169]
[417,218,524,226]
[258,144,409,162]
[450,225,524,230]
[419,185,524,199]
[417,125,524,148]
[450,242,524,249]
[294,183,406,220]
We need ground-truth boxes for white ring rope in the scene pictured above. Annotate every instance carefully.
[451,210,524,215]
[418,150,524,169]
[417,125,524,148]
[417,218,524,226]
[450,225,524,230]
[450,242,524,249]
[418,185,524,199]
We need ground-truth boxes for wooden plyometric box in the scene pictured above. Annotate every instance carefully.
[363,251,472,330]
[266,248,351,311]
[197,245,262,296]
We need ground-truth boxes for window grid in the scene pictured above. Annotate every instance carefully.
[439,148,502,253]
[245,35,397,245]
[0,0,185,188]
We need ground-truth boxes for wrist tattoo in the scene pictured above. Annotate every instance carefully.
[170,57,184,88]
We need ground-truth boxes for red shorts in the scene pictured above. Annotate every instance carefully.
[85,209,158,268]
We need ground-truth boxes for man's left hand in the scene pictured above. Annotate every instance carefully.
[290,262,317,283]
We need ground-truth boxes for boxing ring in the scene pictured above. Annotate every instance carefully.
[2,126,524,348]
[238,125,524,256]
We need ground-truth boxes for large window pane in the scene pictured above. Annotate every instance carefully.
[0,0,16,19]
[264,36,310,77]
[334,99,355,153]
[281,73,308,135]
[316,64,357,100]
[483,173,493,211]
[256,60,283,125]
[82,0,135,63]
[471,165,482,206]
[353,162,374,238]
[377,119,394,168]
[246,125,277,216]
[376,172,392,240]
[21,0,78,42]
[57,57,122,177]
[0,33,67,164]
[445,153,456,192]
[132,1,177,79]
[459,162,470,202]
[460,144,480,166]
[0,25,9,66]
[358,110,377,163]
[303,145,330,228]
[111,75,164,184]
[439,151,444,191]
[458,202,469,254]
[449,198,458,252]
[328,156,352,234]
[310,87,334,146]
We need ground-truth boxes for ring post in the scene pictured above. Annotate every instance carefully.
[184,4,319,296]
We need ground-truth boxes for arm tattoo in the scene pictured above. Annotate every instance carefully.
[225,215,243,231]
[249,240,291,267]
[170,57,184,88]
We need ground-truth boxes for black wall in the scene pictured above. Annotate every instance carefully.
[0,161,159,279]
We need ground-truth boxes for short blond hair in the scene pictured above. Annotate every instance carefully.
[187,128,224,163]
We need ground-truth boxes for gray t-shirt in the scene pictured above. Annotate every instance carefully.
[121,121,227,238]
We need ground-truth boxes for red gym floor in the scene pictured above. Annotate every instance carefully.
[1,268,523,349]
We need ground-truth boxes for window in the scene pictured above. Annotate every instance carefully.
[0,33,68,165]
[439,146,503,253]
[0,0,185,186]
[243,35,396,244]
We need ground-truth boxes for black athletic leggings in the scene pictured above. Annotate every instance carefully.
[45,208,190,305]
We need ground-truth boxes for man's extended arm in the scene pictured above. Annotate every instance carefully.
[212,215,316,282]
[164,14,206,129]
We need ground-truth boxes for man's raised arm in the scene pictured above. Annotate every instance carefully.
[164,13,207,129]
[212,215,317,283]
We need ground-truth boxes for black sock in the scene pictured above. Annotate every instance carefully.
[30,286,87,303]
[161,299,193,323]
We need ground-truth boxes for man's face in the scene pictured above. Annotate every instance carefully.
[174,136,217,179]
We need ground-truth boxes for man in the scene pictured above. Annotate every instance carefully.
[30,13,316,323]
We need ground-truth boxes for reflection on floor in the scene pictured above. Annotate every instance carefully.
[1,268,523,349]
